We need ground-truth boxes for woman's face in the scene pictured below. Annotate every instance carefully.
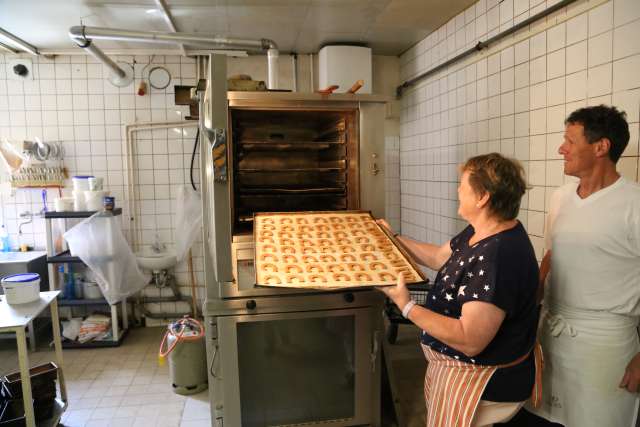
[457,170,483,221]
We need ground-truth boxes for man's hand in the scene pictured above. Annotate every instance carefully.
[378,274,411,313]
[620,352,640,393]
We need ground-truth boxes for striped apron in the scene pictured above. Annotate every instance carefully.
[422,343,543,427]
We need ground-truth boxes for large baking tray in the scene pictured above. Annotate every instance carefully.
[254,210,426,290]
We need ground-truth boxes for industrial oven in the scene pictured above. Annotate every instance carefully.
[198,55,389,427]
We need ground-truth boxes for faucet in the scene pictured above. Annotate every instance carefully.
[18,211,32,235]
[150,234,166,254]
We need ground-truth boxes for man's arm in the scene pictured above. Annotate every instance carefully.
[537,250,551,304]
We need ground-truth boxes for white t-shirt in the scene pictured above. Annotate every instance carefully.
[545,176,640,316]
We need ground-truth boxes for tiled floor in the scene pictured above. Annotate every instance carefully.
[0,327,211,427]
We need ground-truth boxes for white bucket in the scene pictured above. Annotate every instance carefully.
[1,273,40,304]
[82,281,103,299]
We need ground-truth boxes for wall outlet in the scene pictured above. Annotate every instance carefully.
[7,58,33,80]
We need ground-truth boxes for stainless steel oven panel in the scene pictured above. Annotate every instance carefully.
[214,307,379,426]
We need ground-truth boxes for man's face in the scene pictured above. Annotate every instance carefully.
[558,123,599,178]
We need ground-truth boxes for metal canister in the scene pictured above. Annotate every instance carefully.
[103,196,115,211]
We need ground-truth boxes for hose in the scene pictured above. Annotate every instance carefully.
[158,316,204,365]
[190,128,200,191]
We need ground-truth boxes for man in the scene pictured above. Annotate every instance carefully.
[520,105,640,427]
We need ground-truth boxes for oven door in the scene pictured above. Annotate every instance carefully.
[216,307,376,426]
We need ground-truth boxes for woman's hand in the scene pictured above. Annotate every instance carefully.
[379,274,411,312]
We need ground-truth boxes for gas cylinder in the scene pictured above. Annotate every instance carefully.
[158,316,208,395]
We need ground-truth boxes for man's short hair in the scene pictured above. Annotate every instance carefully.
[565,105,630,163]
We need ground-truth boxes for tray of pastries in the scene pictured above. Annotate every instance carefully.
[254,211,426,289]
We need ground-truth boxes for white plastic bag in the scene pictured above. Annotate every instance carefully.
[174,186,202,262]
[64,213,146,304]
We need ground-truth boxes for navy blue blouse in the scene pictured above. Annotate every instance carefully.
[421,221,539,401]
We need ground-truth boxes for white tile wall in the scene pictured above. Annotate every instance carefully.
[399,0,640,278]
[0,53,203,315]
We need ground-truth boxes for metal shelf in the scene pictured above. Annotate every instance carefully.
[44,208,122,219]
[58,298,109,306]
[46,250,82,264]
[62,328,128,349]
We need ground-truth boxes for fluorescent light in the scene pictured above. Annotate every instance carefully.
[146,9,158,14]
[0,27,38,56]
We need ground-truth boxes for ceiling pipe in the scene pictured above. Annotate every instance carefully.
[69,25,279,89]
[0,41,18,54]
[0,27,39,55]
[154,0,187,57]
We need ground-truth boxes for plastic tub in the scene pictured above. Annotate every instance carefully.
[0,273,40,304]
[53,197,74,212]
[72,175,93,191]
[84,190,110,211]
[82,281,103,299]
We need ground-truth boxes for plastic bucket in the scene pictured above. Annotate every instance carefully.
[1,273,40,304]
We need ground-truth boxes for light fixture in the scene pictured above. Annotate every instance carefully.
[145,9,158,14]
[0,27,39,56]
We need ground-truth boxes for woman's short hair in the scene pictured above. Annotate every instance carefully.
[461,153,527,221]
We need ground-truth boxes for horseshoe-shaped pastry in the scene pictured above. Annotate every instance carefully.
[354,272,373,281]
[319,254,336,263]
[346,263,364,272]
[286,274,305,284]
[335,231,348,239]
[260,230,274,238]
[279,238,295,246]
[305,264,324,273]
[336,238,352,245]
[258,237,275,244]
[329,216,343,223]
[315,224,331,232]
[264,274,281,284]
[313,217,328,224]
[344,216,357,223]
[319,246,335,253]
[296,232,313,239]
[350,230,365,236]
[262,218,275,224]
[327,263,346,272]
[354,236,370,244]
[317,232,331,239]
[309,274,327,283]
[360,244,376,252]
[300,225,314,233]
[262,224,276,231]
[340,254,357,262]
[282,254,298,264]
[360,252,377,261]
[259,253,279,262]
[262,244,277,253]
[262,263,278,273]
[378,272,396,281]
[282,225,295,232]
[280,217,293,224]
[331,223,346,230]
[339,245,356,253]
[318,239,333,247]
[302,246,317,254]
[369,261,387,271]
[332,273,351,282]
[285,264,304,274]
[302,255,318,263]
[278,231,293,239]
[281,246,296,254]
[300,239,314,247]
[295,217,309,224]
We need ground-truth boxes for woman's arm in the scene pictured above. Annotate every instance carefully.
[381,275,505,357]
[376,219,452,270]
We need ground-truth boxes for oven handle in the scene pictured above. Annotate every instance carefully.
[209,343,220,378]
[370,330,380,372]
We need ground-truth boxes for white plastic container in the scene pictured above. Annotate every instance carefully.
[72,190,86,211]
[1,273,40,304]
[72,175,94,191]
[82,281,103,299]
[54,197,74,212]
[84,190,109,211]
[318,45,372,94]
[88,177,103,191]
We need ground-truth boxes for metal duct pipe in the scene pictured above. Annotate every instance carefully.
[154,0,187,56]
[69,25,279,88]
[0,27,39,55]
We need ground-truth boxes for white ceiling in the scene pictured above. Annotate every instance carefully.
[0,0,475,56]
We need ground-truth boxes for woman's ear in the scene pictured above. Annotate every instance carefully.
[476,192,490,209]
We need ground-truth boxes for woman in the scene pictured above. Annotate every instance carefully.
[380,153,542,427]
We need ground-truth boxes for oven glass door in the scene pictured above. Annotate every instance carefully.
[218,308,373,426]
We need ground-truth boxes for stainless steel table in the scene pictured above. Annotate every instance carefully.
[0,291,67,426]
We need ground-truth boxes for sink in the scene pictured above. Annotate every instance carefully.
[136,249,177,271]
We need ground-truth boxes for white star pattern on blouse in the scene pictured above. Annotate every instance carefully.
[432,295,436,300]
[479,269,484,276]
[468,256,475,262]
[484,285,490,291]
[473,293,479,299]
[479,255,484,261]
[458,286,466,296]
[445,293,453,301]
[443,275,450,281]
[459,260,464,266]
[467,272,474,278]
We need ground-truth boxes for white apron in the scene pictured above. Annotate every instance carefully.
[530,302,640,427]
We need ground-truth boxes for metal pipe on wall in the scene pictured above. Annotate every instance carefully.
[0,27,39,55]
[154,0,187,56]
[396,0,579,96]
[69,25,280,89]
